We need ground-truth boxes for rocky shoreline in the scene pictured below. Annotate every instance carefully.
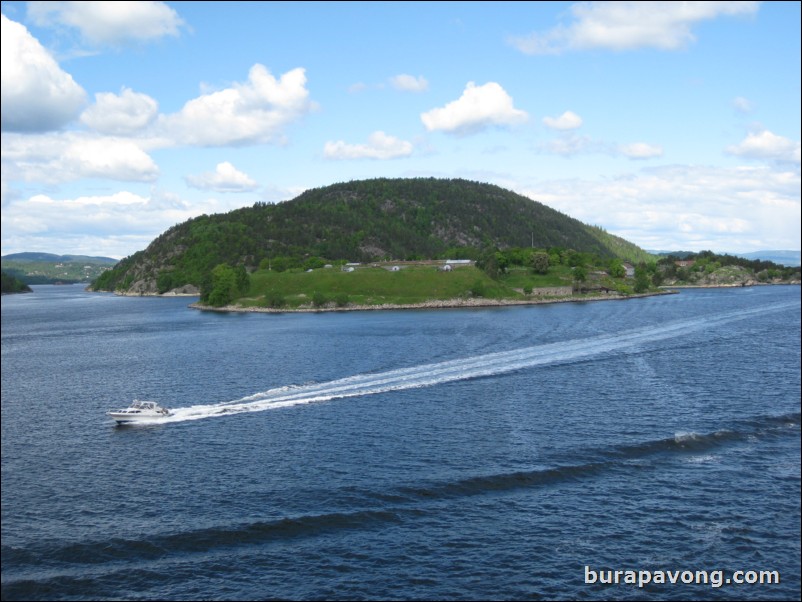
[188,289,678,314]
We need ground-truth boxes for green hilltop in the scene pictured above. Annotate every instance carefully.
[90,177,654,297]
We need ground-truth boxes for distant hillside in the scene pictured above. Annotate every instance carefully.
[735,251,801,267]
[2,252,118,264]
[650,250,801,267]
[654,250,800,286]
[90,177,654,295]
[1,253,118,284]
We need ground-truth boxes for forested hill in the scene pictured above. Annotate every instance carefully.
[91,178,653,294]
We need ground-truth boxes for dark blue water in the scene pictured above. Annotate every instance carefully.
[2,284,800,601]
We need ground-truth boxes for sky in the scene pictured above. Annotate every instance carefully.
[1,1,800,260]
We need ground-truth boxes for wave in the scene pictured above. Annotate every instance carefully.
[8,411,798,579]
[397,411,800,500]
[150,300,799,424]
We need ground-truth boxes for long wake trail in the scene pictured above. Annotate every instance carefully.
[164,300,798,423]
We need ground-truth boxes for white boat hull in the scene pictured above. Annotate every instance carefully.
[107,400,171,424]
[107,411,170,424]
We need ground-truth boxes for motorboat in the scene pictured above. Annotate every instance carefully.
[107,400,172,424]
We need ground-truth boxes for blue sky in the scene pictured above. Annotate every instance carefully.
[1,1,800,259]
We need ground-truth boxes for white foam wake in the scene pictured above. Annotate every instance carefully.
[159,300,798,423]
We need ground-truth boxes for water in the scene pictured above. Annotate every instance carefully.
[1,284,799,600]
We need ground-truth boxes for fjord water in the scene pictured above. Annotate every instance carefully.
[1,285,799,601]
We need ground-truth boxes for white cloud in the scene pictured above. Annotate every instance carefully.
[539,134,663,159]
[543,134,601,156]
[421,82,528,135]
[519,164,801,252]
[509,1,760,55]
[61,137,160,180]
[185,162,259,192]
[80,87,159,135]
[1,132,159,183]
[324,131,414,160]
[733,96,754,114]
[348,82,368,94]
[27,1,184,46]
[390,74,429,92]
[1,14,87,132]
[0,188,248,258]
[543,110,583,130]
[159,64,315,146]
[726,130,801,164]
[620,142,664,159]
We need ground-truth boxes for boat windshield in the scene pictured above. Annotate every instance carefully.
[131,400,158,410]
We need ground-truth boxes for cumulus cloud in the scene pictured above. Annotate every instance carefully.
[519,164,800,252]
[185,162,259,192]
[159,64,315,146]
[620,142,664,159]
[80,87,158,135]
[1,132,159,183]
[543,110,583,130]
[421,82,528,135]
[509,1,760,55]
[27,0,184,46]
[725,130,801,164]
[324,131,414,160]
[1,14,87,132]
[390,74,429,92]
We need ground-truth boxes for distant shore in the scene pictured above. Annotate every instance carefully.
[659,281,800,289]
[188,289,678,314]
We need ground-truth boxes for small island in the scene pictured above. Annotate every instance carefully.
[85,178,800,312]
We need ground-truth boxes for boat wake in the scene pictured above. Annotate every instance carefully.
[158,300,797,424]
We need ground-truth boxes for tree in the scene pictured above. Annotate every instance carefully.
[573,266,587,282]
[235,265,250,295]
[634,264,651,293]
[207,264,239,307]
[494,251,509,274]
[531,251,550,274]
[156,271,173,294]
[476,249,500,279]
[608,259,625,279]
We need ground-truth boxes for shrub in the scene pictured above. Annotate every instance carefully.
[312,291,328,307]
[335,293,350,307]
[264,291,286,308]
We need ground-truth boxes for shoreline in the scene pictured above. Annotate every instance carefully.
[188,289,678,314]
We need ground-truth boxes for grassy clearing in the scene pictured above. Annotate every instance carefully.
[242,265,521,308]
[502,265,574,289]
